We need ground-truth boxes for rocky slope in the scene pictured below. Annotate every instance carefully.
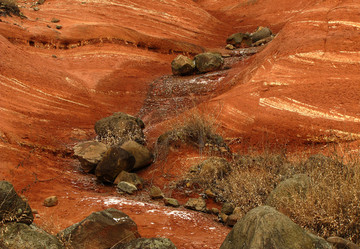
[1,0,360,248]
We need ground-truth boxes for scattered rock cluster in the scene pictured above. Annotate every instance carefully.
[0,181,177,249]
[226,26,274,49]
[73,112,153,194]
[171,52,224,76]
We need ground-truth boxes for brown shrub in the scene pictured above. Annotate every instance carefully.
[0,0,21,17]
[187,151,360,243]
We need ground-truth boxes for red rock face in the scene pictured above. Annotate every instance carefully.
[1,0,360,248]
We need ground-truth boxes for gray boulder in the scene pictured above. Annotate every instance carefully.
[0,181,33,224]
[120,140,153,170]
[251,27,272,43]
[194,52,224,73]
[171,55,195,76]
[220,205,332,249]
[149,185,164,199]
[0,222,64,249]
[57,208,139,249]
[94,112,145,145]
[226,32,251,48]
[95,147,135,183]
[266,174,311,207]
[114,171,144,189]
[73,141,108,172]
[164,198,180,208]
[111,237,177,249]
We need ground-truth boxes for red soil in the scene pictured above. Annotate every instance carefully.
[1,0,360,248]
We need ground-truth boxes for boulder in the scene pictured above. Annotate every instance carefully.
[120,140,153,170]
[117,181,137,195]
[164,198,180,208]
[94,112,145,145]
[73,141,108,172]
[265,174,311,207]
[57,208,139,249]
[251,27,272,43]
[171,55,195,76]
[0,181,33,224]
[149,186,164,199]
[0,222,64,249]
[220,205,332,249]
[194,52,224,73]
[226,32,251,48]
[95,147,135,183]
[184,198,206,212]
[327,236,359,249]
[198,157,231,179]
[114,171,144,189]
[111,237,177,249]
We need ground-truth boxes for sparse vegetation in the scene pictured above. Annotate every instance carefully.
[155,109,228,160]
[0,0,21,17]
[185,150,360,244]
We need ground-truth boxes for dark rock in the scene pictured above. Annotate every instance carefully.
[220,205,332,249]
[251,27,272,43]
[265,174,311,207]
[171,55,195,76]
[55,25,62,29]
[94,112,145,145]
[226,32,251,48]
[0,181,33,224]
[184,198,206,212]
[114,171,144,189]
[51,18,60,23]
[57,208,139,249]
[95,147,135,183]
[43,196,58,207]
[194,52,224,73]
[73,141,108,173]
[0,222,63,249]
[149,185,164,199]
[164,198,180,208]
[221,202,235,215]
[117,181,137,194]
[111,237,177,249]
[120,140,153,170]
[252,36,274,47]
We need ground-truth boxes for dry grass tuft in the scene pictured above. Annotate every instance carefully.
[186,150,360,243]
[0,0,21,17]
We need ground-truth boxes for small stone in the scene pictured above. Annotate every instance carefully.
[117,181,137,195]
[205,189,216,199]
[219,213,228,223]
[32,209,39,214]
[184,197,206,212]
[35,214,40,218]
[226,214,241,227]
[55,25,62,30]
[221,202,235,215]
[225,44,235,50]
[211,208,220,215]
[44,196,58,207]
[164,198,180,208]
[149,186,164,199]
[33,7,39,11]
[47,25,51,28]
[52,55,57,58]
[51,18,60,23]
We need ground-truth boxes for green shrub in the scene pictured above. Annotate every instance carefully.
[0,0,21,17]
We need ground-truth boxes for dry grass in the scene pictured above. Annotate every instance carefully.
[0,0,20,17]
[186,150,360,243]
[155,109,228,161]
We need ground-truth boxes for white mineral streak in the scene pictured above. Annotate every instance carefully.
[259,97,360,122]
